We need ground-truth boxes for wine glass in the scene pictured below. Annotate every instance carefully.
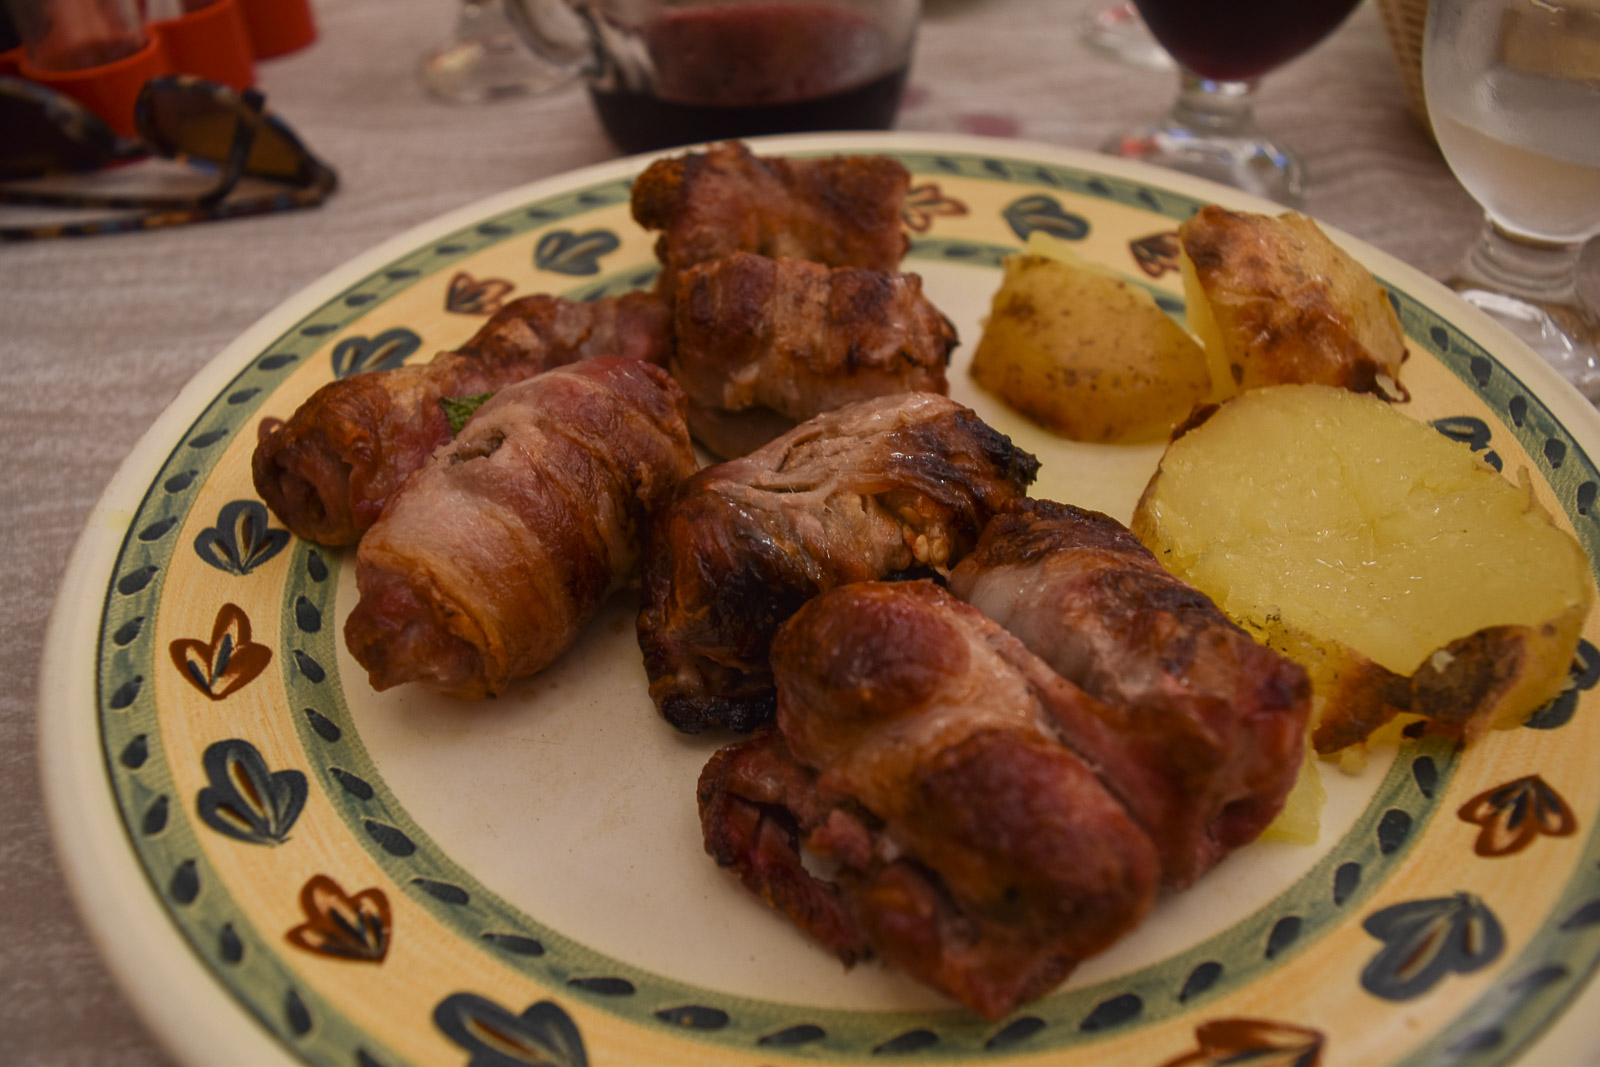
[419,0,574,105]
[1423,0,1600,402]
[1101,0,1364,206]
[1079,1,1172,72]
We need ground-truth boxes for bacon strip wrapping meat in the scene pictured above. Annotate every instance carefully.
[699,580,1162,1021]
[698,504,1314,1018]
[344,356,696,699]
[947,499,1312,888]
[630,140,911,300]
[252,291,672,546]
[672,251,956,459]
[637,392,1039,734]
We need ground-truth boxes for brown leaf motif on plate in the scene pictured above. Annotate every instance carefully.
[1158,1017,1325,1067]
[286,874,392,963]
[902,183,969,234]
[1131,231,1182,278]
[446,271,516,316]
[169,602,272,700]
[1458,774,1576,857]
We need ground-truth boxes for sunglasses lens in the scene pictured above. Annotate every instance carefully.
[141,87,240,162]
[141,86,306,181]
[242,123,306,181]
[0,86,118,179]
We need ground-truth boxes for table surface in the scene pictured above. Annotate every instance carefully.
[3,0,1597,1063]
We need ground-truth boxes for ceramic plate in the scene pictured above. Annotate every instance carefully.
[40,133,1600,1067]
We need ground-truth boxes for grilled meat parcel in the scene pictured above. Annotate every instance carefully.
[253,291,672,546]
[671,251,956,460]
[950,498,1311,889]
[699,580,1158,1022]
[700,545,1309,1019]
[638,392,1039,734]
[345,357,696,699]
[630,139,911,302]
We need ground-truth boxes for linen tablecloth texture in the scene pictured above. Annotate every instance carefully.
[3,0,1596,1063]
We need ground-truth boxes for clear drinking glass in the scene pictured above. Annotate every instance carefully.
[419,0,574,105]
[1078,1,1172,72]
[1101,0,1363,206]
[7,0,146,69]
[1423,0,1600,401]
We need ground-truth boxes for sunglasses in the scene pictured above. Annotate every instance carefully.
[0,74,337,241]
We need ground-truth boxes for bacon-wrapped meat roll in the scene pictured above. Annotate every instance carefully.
[344,356,696,699]
[630,140,910,300]
[699,580,1161,1020]
[637,392,1038,734]
[672,252,955,459]
[252,291,672,546]
[948,499,1311,888]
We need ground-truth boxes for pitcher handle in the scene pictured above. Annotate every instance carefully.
[501,0,594,76]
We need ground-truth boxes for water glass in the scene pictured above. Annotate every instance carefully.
[1423,0,1600,400]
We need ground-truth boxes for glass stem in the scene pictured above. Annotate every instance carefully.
[1170,70,1262,136]
[1454,216,1585,308]
[456,0,493,37]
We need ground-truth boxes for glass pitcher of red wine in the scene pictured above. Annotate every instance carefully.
[502,0,920,154]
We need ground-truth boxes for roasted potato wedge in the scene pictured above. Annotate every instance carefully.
[1180,205,1409,400]
[1133,384,1591,756]
[970,233,1209,443]
[1259,734,1326,844]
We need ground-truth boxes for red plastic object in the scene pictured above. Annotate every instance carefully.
[236,0,316,58]
[18,33,170,136]
[150,0,256,89]
[0,45,22,77]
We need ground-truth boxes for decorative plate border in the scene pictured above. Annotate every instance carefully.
[74,142,1600,1066]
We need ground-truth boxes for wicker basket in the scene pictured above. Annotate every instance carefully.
[1376,0,1434,137]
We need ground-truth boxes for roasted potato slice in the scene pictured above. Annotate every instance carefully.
[1259,734,1326,844]
[1179,205,1409,400]
[1133,384,1591,756]
[970,233,1209,443]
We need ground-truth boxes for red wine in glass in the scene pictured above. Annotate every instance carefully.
[589,2,909,154]
[1104,0,1364,203]
[1132,0,1365,81]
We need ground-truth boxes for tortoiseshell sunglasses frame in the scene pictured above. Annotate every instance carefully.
[0,74,337,241]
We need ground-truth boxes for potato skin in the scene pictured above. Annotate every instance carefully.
[1179,205,1409,399]
[1133,384,1591,755]
[969,253,1209,444]
[1303,617,1585,754]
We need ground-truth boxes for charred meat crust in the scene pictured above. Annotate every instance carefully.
[252,291,672,546]
[637,393,1038,734]
[343,357,696,698]
[671,252,956,458]
[948,498,1311,888]
[630,141,911,301]
[697,729,874,965]
[700,580,1162,1020]
[636,391,1036,735]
